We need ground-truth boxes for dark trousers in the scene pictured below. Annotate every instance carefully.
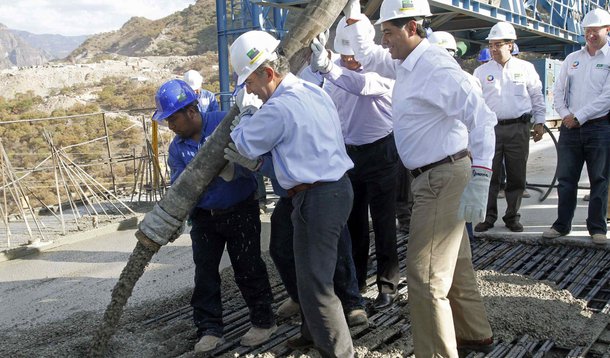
[292,175,354,357]
[269,197,364,311]
[553,122,610,235]
[189,197,274,337]
[396,163,414,231]
[347,134,400,293]
[485,121,530,225]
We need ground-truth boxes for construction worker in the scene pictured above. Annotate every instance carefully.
[152,79,276,353]
[472,22,546,233]
[341,0,496,355]
[183,69,219,113]
[223,146,368,327]
[310,16,400,309]
[229,30,355,357]
[543,8,610,245]
[477,48,491,63]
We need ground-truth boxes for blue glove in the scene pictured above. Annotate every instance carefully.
[458,167,492,223]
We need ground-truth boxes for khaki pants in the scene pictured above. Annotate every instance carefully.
[407,157,492,357]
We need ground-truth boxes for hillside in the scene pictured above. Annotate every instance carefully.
[70,0,218,60]
[0,24,50,69]
[9,29,89,60]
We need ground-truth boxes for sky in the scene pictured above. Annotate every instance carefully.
[0,0,198,37]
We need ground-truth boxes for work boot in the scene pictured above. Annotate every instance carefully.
[505,221,523,232]
[240,325,278,346]
[276,297,300,318]
[457,336,495,353]
[522,189,531,198]
[592,234,608,245]
[287,335,314,350]
[194,335,223,353]
[474,221,494,232]
[498,189,505,198]
[542,227,565,239]
[346,308,368,327]
[373,292,397,310]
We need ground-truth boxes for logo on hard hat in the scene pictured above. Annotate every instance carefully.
[571,61,579,68]
[486,75,494,82]
[341,39,350,46]
[247,48,263,64]
[177,92,188,102]
[400,0,414,10]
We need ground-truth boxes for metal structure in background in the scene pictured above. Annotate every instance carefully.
[215,0,608,105]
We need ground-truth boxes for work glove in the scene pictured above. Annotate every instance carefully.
[230,116,241,131]
[224,143,263,171]
[218,162,235,182]
[343,0,361,19]
[458,167,492,223]
[234,87,262,116]
[310,32,332,74]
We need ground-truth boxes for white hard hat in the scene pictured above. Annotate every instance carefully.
[428,31,457,52]
[582,8,610,27]
[334,16,375,55]
[229,30,280,85]
[183,70,203,90]
[375,0,432,25]
[486,22,517,40]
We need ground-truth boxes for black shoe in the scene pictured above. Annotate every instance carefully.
[373,292,397,310]
[457,337,495,353]
[505,221,523,232]
[474,222,494,232]
[286,335,314,350]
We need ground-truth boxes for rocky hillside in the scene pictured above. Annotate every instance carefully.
[9,29,88,60]
[0,24,50,69]
[70,0,217,60]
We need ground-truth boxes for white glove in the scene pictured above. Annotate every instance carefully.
[343,0,361,19]
[310,33,332,74]
[235,87,262,113]
[218,162,235,182]
[230,116,241,131]
[224,143,263,171]
[458,167,492,223]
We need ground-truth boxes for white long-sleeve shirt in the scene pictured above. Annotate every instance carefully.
[231,73,354,189]
[474,57,546,124]
[345,20,497,170]
[321,58,394,145]
[554,44,610,124]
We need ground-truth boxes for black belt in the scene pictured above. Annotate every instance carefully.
[497,113,532,125]
[410,149,469,178]
[193,194,255,217]
[346,133,393,152]
[582,114,610,126]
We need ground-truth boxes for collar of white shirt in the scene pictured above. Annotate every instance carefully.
[400,38,431,72]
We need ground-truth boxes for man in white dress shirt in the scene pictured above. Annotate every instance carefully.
[341,0,496,355]
[229,30,355,358]
[473,22,546,233]
[542,8,610,245]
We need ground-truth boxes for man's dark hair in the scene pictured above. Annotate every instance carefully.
[387,17,428,38]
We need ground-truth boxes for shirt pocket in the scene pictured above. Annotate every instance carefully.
[512,81,528,98]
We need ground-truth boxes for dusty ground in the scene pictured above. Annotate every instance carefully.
[0,249,606,357]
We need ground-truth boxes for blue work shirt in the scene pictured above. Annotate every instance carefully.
[168,111,256,210]
[197,89,219,113]
[258,153,288,198]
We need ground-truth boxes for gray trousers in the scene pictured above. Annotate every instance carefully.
[485,121,530,224]
[292,175,355,358]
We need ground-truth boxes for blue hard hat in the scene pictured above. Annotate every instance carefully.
[152,79,198,122]
[511,43,520,55]
[477,48,491,62]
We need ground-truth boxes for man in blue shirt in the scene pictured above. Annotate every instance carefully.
[152,79,276,354]
[229,30,355,357]
[184,70,219,113]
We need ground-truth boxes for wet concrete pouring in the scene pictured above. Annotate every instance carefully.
[1,230,608,358]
